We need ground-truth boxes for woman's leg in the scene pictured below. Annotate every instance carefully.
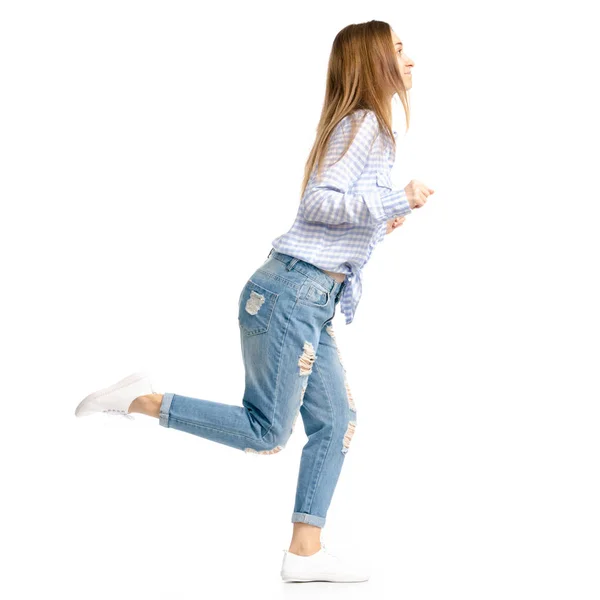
[142,269,313,453]
[128,253,350,553]
[288,316,357,553]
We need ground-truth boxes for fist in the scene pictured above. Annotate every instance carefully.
[404,179,435,209]
[386,216,406,234]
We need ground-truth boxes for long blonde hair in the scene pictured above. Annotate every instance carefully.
[300,20,411,199]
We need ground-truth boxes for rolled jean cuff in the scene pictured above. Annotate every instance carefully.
[291,512,326,528]
[159,392,175,428]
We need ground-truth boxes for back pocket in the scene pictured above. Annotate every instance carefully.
[238,279,278,336]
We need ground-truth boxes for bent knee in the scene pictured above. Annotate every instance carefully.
[244,429,291,455]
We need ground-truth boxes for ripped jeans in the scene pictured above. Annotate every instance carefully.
[158,248,357,528]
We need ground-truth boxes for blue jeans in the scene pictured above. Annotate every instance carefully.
[158,248,357,528]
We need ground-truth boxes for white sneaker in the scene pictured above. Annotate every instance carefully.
[280,543,370,583]
[74,371,154,420]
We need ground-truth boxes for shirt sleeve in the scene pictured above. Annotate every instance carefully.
[300,111,412,226]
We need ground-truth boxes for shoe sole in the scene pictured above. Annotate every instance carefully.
[281,573,369,583]
[75,371,150,417]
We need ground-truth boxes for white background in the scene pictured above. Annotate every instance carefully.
[1,0,599,598]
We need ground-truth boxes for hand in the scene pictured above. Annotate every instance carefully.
[404,179,435,209]
[386,216,406,234]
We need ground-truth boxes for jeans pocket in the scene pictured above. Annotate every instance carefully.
[239,279,279,336]
[297,280,330,307]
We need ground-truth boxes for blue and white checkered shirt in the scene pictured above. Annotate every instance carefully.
[271,108,412,324]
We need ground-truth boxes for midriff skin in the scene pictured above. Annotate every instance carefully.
[320,269,346,283]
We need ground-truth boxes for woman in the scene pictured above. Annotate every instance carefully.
[75,20,434,583]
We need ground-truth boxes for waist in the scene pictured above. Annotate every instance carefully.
[267,249,348,288]
[320,269,346,283]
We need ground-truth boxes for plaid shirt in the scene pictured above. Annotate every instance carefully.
[271,108,411,324]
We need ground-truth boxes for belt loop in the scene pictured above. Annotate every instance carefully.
[286,257,299,271]
[268,248,273,258]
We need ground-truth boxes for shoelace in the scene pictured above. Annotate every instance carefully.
[103,408,135,421]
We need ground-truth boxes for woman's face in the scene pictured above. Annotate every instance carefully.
[391,30,414,90]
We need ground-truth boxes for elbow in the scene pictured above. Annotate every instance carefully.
[299,200,315,223]
[300,190,326,224]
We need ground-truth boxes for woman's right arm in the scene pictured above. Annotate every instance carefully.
[301,111,412,226]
